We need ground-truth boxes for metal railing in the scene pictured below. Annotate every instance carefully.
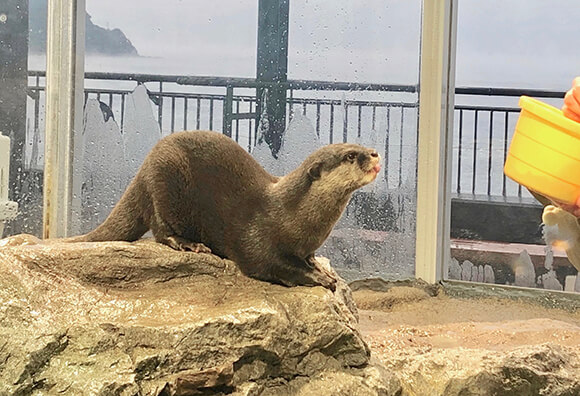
[25,71,567,201]
[26,71,420,191]
[453,87,566,202]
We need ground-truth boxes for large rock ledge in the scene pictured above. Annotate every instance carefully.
[355,283,580,396]
[0,235,399,395]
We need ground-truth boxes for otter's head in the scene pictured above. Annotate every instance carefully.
[304,143,381,193]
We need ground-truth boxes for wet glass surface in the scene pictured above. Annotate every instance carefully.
[0,0,423,281]
[449,0,580,293]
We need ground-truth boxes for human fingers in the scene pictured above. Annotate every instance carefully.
[555,198,580,218]
[563,90,580,122]
[572,77,580,104]
[575,193,580,211]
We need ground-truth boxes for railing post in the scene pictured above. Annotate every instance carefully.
[256,0,289,157]
[158,81,164,130]
[223,85,233,137]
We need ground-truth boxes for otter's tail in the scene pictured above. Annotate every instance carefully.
[71,178,149,242]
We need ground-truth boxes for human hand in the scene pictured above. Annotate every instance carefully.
[553,197,580,218]
[532,189,580,218]
[556,77,580,217]
[562,77,580,123]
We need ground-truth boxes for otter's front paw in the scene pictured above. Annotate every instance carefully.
[305,256,338,291]
[306,268,338,291]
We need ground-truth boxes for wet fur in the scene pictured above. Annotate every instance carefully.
[76,130,380,289]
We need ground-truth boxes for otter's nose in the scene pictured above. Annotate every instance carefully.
[370,151,379,158]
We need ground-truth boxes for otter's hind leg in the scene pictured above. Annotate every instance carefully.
[146,167,211,253]
[150,204,211,253]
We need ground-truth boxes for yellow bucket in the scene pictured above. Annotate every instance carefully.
[504,96,580,204]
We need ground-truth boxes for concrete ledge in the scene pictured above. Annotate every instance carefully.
[451,196,544,244]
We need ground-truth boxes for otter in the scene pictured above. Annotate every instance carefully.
[75,130,381,290]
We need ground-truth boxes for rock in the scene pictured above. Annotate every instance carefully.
[471,265,479,283]
[373,339,579,396]
[253,362,402,396]
[544,245,555,270]
[276,114,321,176]
[29,3,139,56]
[443,344,580,396]
[77,99,127,235]
[512,250,536,288]
[564,275,576,292]
[0,234,398,395]
[349,278,441,297]
[122,85,162,181]
[483,264,495,283]
[352,287,429,311]
[358,285,580,396]
[461,260,473,281]
[540,270,564,291]
[448,258,462,280]
[476,265,484,283]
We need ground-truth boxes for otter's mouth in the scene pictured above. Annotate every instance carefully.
[363,152,381,178]
[366,163,381,175]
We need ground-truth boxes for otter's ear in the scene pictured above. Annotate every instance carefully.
[307,162,323,180]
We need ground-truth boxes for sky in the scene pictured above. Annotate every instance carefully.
[80,0,580,90]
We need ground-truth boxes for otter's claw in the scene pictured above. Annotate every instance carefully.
[164,236,212,254]
[304,255,338,291]
[312,272,337,291]
[305,267,338,291]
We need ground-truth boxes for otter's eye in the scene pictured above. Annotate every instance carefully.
[345,152,357,162]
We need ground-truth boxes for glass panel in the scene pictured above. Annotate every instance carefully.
[449,0,580,293]
[85,1,257,76]
[71,0,261,234]
[5,1,422,284]
[1,0,43,237]
[286,1,422,280]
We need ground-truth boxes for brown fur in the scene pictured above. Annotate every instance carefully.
[76,130,381,289]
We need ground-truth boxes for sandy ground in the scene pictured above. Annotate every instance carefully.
[354,287,580,358]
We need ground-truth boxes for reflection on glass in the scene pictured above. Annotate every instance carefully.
[449,0,580,293]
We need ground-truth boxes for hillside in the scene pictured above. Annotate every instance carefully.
[29,0,138,56]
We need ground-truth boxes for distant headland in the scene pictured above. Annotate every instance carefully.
[29,0,139,56]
